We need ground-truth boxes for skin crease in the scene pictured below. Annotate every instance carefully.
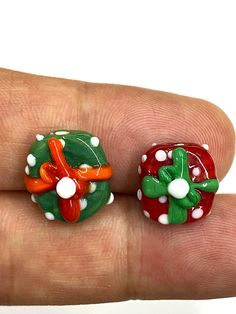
[0,68,235,304]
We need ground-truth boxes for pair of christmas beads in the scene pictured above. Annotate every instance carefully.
[24,130,219,225]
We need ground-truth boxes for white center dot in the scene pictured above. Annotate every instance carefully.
[27,154,36,167]
[155,150,167,162]
[168,178,190,199]
[56,177,76,199]
[90,136,100,147]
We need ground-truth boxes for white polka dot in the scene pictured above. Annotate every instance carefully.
[192,167,201,177]
[79,163,92,169]
[143,210,150,218]
[107,192,114,205]
[55,130,70,135]
[90,136,100,147]
[31,194,36,203]
[59,139,65,147]
[36,134,44,141]
[141,154,147,163]
[158,214,169,225]
[155,150,167,162]
[152,142,157,146]
[138,165,142,174]
[158,196,167,203]
[137,189,142,200]
[89,182,97,193]
[56,177,76,199]
[202,144,209,150]
[45,212,55,221]
[192,208,204,219]
[27,154,36,167]
[168,150,173,159]
[80,198,88,210]
[168,178,190,199]
[25,165,30,175]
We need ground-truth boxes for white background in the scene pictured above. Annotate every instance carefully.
[0,0,235,313]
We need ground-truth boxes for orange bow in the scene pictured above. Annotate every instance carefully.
[24,138,112,222]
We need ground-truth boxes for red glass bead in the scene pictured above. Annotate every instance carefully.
[137,143,219,225]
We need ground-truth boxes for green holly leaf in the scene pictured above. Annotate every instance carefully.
[142,176,167,198]
[194,179,219,192]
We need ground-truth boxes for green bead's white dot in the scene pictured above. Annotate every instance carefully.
[36,134,44,141]
[90,136,100,147]
[27,154,36,167]
[45,212,55,221]
[143,210,150,218]
[141,154,147,163]
[168,178,190,199]
[79,163,92,169]
[55,130,70,135]
[155,150,167,162]
[56,177,76,199]
[158,196,167,204]
[158,214,169,225]
[59,139,65,147]
[25,165,30,175]
[89,182,97,193]
[107,192,114,205]
[137,189,142,200]
[192,208,204,219]
[31,194,36,203]
[80,198,87,210]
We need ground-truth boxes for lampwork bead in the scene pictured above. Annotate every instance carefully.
[138,143,219,225]
[24,130,113,223]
